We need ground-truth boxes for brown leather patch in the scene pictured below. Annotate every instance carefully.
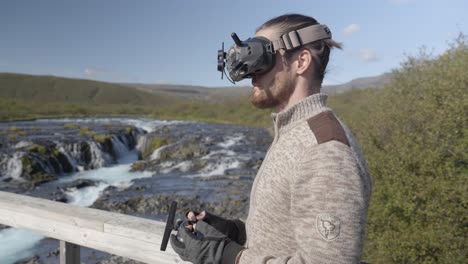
[307,112,350,147]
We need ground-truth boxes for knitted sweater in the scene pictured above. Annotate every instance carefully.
[237,93,372,263]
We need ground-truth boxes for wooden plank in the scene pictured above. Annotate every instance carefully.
[0,192,108,231]
[60,241,80,264]
[0,191,187,264]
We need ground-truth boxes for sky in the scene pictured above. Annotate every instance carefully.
[0,0,466,87]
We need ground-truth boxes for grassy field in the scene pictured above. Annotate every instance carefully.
[0,35,466,263]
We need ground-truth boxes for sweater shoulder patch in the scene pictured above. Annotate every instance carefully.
[307,111,350,147]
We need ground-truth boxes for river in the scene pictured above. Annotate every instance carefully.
[0,118,270,264]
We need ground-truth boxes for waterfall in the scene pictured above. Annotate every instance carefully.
[135,134,147,153]
[56,143,78,173]
[6,152,24,180]
[13,141,32,149]
[110,135,129,159]
[150,143,176,161]
[88,141,110,169]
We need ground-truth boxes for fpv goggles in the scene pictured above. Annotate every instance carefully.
[217,24,332,83]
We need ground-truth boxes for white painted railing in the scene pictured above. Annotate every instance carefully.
[0,191,185,264]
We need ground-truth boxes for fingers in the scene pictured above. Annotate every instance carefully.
[187,210,207,221]
[197,211,207,220]
[187,211,198,222]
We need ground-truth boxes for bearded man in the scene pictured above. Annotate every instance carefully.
[170,13,372,264]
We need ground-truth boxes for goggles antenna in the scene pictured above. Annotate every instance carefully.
[231,33,242,46]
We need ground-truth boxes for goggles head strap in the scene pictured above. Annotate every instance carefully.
[273,24,332,51]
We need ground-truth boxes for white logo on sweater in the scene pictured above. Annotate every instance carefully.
[316,213,341,241]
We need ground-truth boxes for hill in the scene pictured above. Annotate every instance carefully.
[124,72,392,99]
[126,83,252,102]
[0,70,392,106]
[0,73,174,105]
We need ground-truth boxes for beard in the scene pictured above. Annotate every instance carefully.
[249,72,294,109]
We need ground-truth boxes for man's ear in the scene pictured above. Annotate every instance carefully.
[295,48,313,75]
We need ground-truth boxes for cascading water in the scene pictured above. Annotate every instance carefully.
[111,135,130,158]
[5,152,24,180]
[0,147,153,264]
[56,143,78,173]
[0,118,270,264]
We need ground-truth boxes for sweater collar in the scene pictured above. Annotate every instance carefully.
[271,93,329,133]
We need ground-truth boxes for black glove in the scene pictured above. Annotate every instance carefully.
[170,220,245,264]
[197,211,246,245]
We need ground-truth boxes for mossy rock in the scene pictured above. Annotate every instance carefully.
[27,144,47,156]
[142,137,171,160]
[29,172,57,185]
[63,123,80,129]
[22,156,32,169]
[125,126,134,134]
[158,141,208,161]
[92,133,111,143]
[131,161,146,171]
[79,127,93,137]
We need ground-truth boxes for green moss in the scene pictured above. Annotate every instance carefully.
[92,133,111,143]
[30,172,57,185]
[52,148,60,157]
[63,123,80,129]
[125,126,134,134]
[142,137,170,159]
[131,161,145,171]
[8,126,20,131]
[78,127,94,137]
[150,138,169,150]
[7,134,19,140]
[27,144,47,155]
[22,156,31,168]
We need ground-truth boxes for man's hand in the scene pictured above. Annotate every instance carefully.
[170,220,229,264]
[187,211,246,245]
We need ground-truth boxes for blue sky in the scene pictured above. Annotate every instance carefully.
[0,0,466,87]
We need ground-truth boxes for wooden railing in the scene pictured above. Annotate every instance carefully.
[0,191,185,264]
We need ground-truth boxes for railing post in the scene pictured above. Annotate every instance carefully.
[60,240,80,264]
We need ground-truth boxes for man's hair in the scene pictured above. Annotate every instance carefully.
[256,14,342,84]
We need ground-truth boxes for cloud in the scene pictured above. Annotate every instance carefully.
[343,24,361,36]
[84,68,99,77]
[359,49,379,62]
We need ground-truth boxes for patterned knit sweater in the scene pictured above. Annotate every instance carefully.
[238,93,372,264]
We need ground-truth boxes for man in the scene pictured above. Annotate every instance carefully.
[170,13,372,264]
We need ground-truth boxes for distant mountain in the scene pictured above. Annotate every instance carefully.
[125,72,393,99]
[323,72,393,94]
[0,72,393,105]
[125,83,252,102]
